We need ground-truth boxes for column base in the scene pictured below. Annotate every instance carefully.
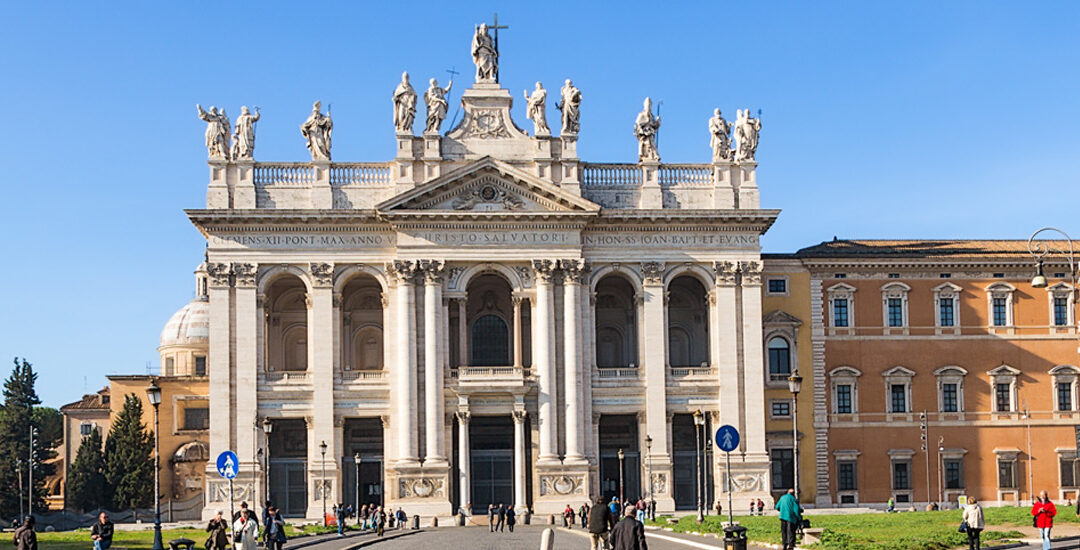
[562,454,588,466]
[422,457,449,468]
[536,456,562,466]
[532,463,591,515]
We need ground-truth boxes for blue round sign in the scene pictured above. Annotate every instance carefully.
[216,450,239,479]
[715,425,740,453]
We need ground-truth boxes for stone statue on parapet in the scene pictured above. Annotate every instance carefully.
[734,109,761,162]
[301,101,333,161]
[634,97,661,162]
[424,78,453,134]
[197,104,231,160]
[393,72,417,134]
[524,82,549,135]
[709,108,732,162]
[556,79,581,134]
[471,23,498,83]
[231,106,260,160]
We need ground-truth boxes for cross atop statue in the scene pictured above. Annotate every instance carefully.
[471,14,508,84]
[488,13,508,81]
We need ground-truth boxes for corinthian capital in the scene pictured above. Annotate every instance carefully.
[713,261,738,287]
[532,259,557,282]
[233,263,257,287]
[309,262,334,287]
[739,260,762,286]
[207,262,232,287]
[418,259,446,284]
[387,260,418,283]
[559,259,589,285]
[640,261,666,285]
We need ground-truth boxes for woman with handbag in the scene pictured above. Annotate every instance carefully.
[1032,491,1057,550]
[233,509,260,550]
[961,497,984,550]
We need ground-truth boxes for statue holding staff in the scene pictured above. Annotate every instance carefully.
[523,82,549,135]
[634,97,661,162]
[424,78,453,133]
[301,101,333,161]
[708,108,732,161]
[471,23,498,83]
[734,109,762,162]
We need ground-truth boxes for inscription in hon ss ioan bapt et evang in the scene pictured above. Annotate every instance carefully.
[583,232,759,249]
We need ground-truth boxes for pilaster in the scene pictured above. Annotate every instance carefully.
[206,262,233,470]
[713,262,741,430]
[233,263,258,472]
[561,260,587,464]
[640,262,669,464]
[738,260,768,462]
[389,260,420,466]
[421,260,447,465]
[307,263,336,515]
[533,260,559,464]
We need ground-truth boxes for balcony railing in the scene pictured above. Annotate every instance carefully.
[658,164,713,187]
[596,367,640,379]
[581,164,643,187]
[669,366,718,378]
[254,163,314,186]
[340,369,388,381]
[330,163,392,186]
[263,371,310,383]
[456,366,528,379]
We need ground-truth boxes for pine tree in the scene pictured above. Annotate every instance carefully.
[103,394,154,511]
[66,429,107,512]
[0,358,54,519]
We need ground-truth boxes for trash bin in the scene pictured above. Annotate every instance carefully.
[411,514,420,529]
[723,525,747,550]
[169,538,196,550]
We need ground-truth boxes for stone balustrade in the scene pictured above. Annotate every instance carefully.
[595,367,640,379]
[253,162,315,186]
[669,366,719,378]
[581,163,643,187]
[329,163,393,186]
[340,369,388,381]
[658,164,713,187]
[262,371,310,383]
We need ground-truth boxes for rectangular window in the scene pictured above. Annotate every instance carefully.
[942,383,958,412]
[1061,457,1078,487]
[1058,382,1073,411]
[194,356,207,376]
[833,299,849,327]
[992,297,1008,326]
[183,407,210,430]
[1054,297,1069,326]
[836,384,852,414]
[945,459,964,489]
[995,383,1012,412]
[998,458,1016,489]
[770,449,794,490]
[890,384,907,413]
[939,299,955,327]
[767,279,787,294]
[887,298,904,327]
[837,461,857,491]
[771,401,791,417]
[892,461,911,490]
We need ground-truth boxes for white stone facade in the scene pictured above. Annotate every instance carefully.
[192,74,777,520]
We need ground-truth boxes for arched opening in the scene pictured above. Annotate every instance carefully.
[465,274,515,367]
[341,274,384,371]
[265,275,308,372]
[767,336,791,381]
[595,275,638,368]
[667,275,709,367]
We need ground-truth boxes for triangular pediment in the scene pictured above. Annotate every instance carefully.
[762,309,803,326]
[375,157,600,214]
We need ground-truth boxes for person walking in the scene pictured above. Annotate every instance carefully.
[90,512,114,550]
[564,504,576,527]
[270,508,288,550]
[506,506,516,533]
[714,500,722,517]
[336,504,346,537]
[775,488,803,550]
[749,500,756,516]
[375,507,386,537]
[261,502,273,548]
[395,507,407,530]
[589,496,616,550]
[962,497,984,550]
[12,516,36,550]
[496,503,507,532]
[609,497,620,517]
[757,499,765,516]
[205,510,230,550]
[488,504,495,532]
[580,502,590,530]
[608,505,648,550]
[234,509,260,550]
[1033,491,1057,550]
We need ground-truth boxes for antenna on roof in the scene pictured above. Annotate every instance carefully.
[146,361,152,375]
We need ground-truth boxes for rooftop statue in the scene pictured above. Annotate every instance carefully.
[708,108,732,162]
[196,104,231,160]
[424,78,453,134]
[734,109,762,162]
[556,79,581,134]
[301,101,333,161]
[471,23,498,83]
[524,82,549,135]
[231,106,260,161]
[634,97,661,162]
[393,72,417,134]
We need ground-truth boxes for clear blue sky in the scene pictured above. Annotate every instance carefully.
[1,2,1078,407]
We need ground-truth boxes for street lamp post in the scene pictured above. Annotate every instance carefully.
[16,459,23,521]
[787,370,803,500]
[617,448,625,504]
[1023,404,1033,505]
[1028,227,1080,506]
[146,381,164,550]
[937,436,945,505]
[693,409,705,523]
[319,441,328,527]
[645,435,654,520]
[262,418,273,506]
[354,452,361,525]
[28,425,36,519]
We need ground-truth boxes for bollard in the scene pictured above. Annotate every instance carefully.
[411,514,420,529]
[432,516,438,527]
[539,527,555,550]
[548,514,556,525]
[561,514,568,527]
[457,512,465,526]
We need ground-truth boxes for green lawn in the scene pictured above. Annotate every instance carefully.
[647,506,1057,550]
[35,522,350,550]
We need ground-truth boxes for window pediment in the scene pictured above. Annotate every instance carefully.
[1050,365,1080,375]
[883,365,916,378]
[933,366,968,377]
[763,309,803,327]
[987,364,1020,377]
[830,366,862,378]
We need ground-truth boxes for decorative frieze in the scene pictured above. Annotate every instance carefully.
[207,480,252,503]
[539,474,586,496]
[640,261,665,285]
[724,471,767,492]
[650,472,668,495]
[398,476,445,499]
[313,479,333,500]
[309,262,334,287]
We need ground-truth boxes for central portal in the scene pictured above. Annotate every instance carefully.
[470,415,514,513]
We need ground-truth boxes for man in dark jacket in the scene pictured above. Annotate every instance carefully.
[608,505,648,550]
[13,516,36,550]
[90,512,114,550]
[495,503,506,532]
[588,496,616,550]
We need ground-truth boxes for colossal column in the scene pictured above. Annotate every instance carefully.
[532,260,559,464]
[307,263,337,506]
[422,260,447,464]
[640,261,669,460]
[738,261,769,461]
[512,409,528,513]
[712,262,741,431]
[561,260,587,464]
[389,260,419,465]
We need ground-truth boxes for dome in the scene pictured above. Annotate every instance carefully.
[160,298,210,348]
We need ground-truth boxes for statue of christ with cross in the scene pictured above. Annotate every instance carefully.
[471,15,507,83]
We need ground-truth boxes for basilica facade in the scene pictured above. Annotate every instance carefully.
[190,30,775,519]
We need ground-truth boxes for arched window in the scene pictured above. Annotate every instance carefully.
[352,326,383,370]
[471,314,509,366]
[283,326,308,371]
[768,337,791,381]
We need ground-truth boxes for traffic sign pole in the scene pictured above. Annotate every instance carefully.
[714,425,740,527]
[726,450,733,527]
[216,451,240,549]
[228,478,235,550]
